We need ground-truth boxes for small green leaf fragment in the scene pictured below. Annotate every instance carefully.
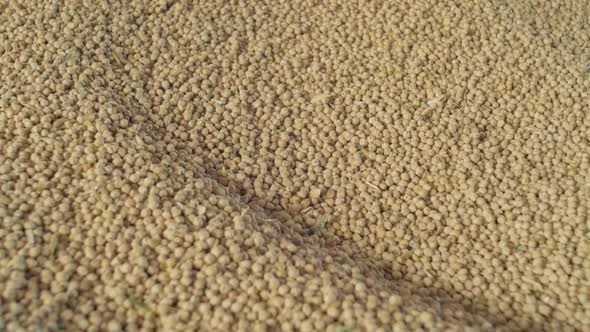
[127,290,147,308]
[335,325,353,332]
[311,215,328,234]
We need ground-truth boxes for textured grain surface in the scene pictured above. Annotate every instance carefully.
[0,0,589,331]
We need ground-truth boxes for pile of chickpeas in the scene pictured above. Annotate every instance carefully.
[0,0,588,331]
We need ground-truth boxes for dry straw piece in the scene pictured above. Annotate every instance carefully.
[0,0,589,331]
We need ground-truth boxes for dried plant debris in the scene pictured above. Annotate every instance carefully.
[310,215,329,235]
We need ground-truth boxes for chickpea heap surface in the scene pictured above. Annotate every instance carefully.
[1,0,589,331]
